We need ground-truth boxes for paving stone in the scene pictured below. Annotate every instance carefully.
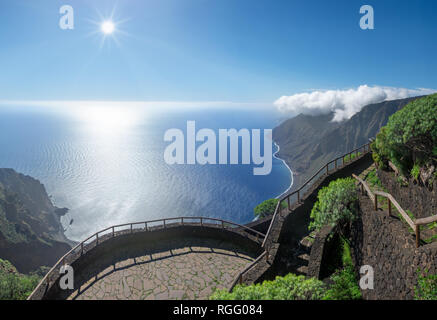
[71,238,254,300]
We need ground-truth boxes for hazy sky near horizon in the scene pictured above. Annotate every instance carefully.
[0,0,436,103]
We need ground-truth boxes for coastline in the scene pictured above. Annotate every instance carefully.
[273,141,294,199]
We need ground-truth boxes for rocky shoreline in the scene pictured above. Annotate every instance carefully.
[0,168,73,273]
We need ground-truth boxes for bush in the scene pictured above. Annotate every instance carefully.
[210,273,327,300]
[372,94,437,179]
[211,239,362,301]
[309,178,358,232]
[324,238,362,300]
[415,269,437,300]
[324,265,362,300]
[365,169,382,188]
[0,259,40,300]
[254,198,285,219]
[411,164,420,181]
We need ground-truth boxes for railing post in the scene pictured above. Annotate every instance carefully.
[145,222,148,231]
[297,191,300,203]
[415,225,420,248]
[374,194,378,211]
[112,226,115,237]
[200,217,203,226]
[131,224,133,233]
[222,220,225,229]
[239,274,243,285]
[81,242,84,255]
[360,183,364,195]
[163,219,166,228]
[326,164,329,175]
[181,217,184,225]
[335,159,337,170]
[96,233,99,245]
[287,196,291,209]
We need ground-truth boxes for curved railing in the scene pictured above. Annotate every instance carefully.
[28,216,265,300]
[229,142,372,291]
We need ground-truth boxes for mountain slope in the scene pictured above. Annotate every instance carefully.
[273,96,424,190]
[0,169,72,273]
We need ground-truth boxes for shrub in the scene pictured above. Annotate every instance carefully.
[344,152,362,163]
[0,259,40,300]
[210,273,327,300]
[365,169,382,188]
[254,198,285,219]
[309,178,358,232]
[324,265,362,300]
[411,164,420,181]
[324,238,361,300]
[414,269,437,300]
[372,94,437,179]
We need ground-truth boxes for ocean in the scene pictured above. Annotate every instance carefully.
[0,103,292,241]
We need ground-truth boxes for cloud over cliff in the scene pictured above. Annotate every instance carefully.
[274,85,436,122]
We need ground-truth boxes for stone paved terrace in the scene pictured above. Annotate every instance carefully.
[66,237,254,300]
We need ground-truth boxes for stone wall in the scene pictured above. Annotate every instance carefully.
[240,153,374,284]
[307,225,334,279]
[258,153,373,281]
[378,169,437,219]
[245,216,272,234]
[350,194,437,300]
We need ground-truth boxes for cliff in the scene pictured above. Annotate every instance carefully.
[0,168,72,273]
[273,96,423,190]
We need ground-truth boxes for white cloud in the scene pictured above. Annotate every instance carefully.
[274,85,436,122]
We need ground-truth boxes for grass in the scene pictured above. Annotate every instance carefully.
[415,269,437,300]
[0,259,41,300]
[365,169,383,189]
[323,237,362,300]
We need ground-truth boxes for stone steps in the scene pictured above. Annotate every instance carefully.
[292,235,315,276]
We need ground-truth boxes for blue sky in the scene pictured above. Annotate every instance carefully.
[0,0,436,103]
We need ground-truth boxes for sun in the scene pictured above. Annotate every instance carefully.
[101,21,115,34]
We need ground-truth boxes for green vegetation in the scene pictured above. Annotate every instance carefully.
[415,269,437,300]
[0,259,41,300]
[210,273,327,300]
[365,169,382,189]
[343,152,362,163]
[254,198,286,219]
[411,164,420,181]
[309,178,358,232]
[398,210,416,233]
[371,94,437,184]
[324,237,361,300]
[211,236,362,300]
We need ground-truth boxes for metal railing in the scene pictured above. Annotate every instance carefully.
[353,174,437,248]
[28,216,265,300]
[228,251,267,291]
[228,143,372,292]
[262,142,371,248]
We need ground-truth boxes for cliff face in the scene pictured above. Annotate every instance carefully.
[273,96,423,190]
[0,169,72,273]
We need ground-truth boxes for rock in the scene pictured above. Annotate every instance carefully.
[55,207,69,217]
[420,165,435,186]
